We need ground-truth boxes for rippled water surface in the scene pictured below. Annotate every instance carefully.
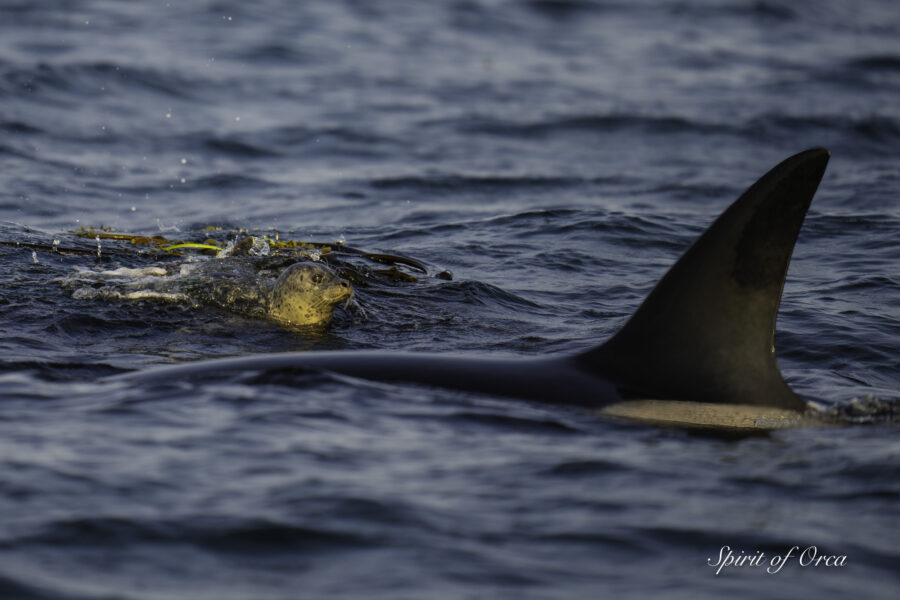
[1,1,898,598]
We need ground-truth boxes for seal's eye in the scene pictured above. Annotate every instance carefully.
[312,273,324,284]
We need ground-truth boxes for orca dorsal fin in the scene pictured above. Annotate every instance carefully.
[581,149,830,409]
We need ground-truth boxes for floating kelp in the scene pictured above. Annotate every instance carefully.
[41,224,452,330]
[67,227,432,276]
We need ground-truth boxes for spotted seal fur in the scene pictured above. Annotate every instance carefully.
[62,258,352,328]
[267,263,353,326]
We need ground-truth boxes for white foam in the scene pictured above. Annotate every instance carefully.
[97,266,168,277]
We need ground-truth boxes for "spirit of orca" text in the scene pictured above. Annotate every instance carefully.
[707,545,847,575]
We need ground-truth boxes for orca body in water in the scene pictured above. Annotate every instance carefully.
[112,149,830,421]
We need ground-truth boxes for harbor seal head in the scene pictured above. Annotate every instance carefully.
[268,263,352,327]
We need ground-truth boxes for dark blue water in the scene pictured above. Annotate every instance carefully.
[1,1,898,598]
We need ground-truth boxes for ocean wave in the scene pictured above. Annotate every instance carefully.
[181,173,274,190]
[0,61,199,102]
[747,114,900,143]
[368,173,595,192]
[844,54,900,71]
[204,136,282,158]
[440,111,900,150]
[7,515,379,553]
[0,120,42,135]
[448,113,727,138]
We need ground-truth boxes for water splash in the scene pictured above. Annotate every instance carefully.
[216,240,235,258]
[814,395,900,424]
[247,236,270,256]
